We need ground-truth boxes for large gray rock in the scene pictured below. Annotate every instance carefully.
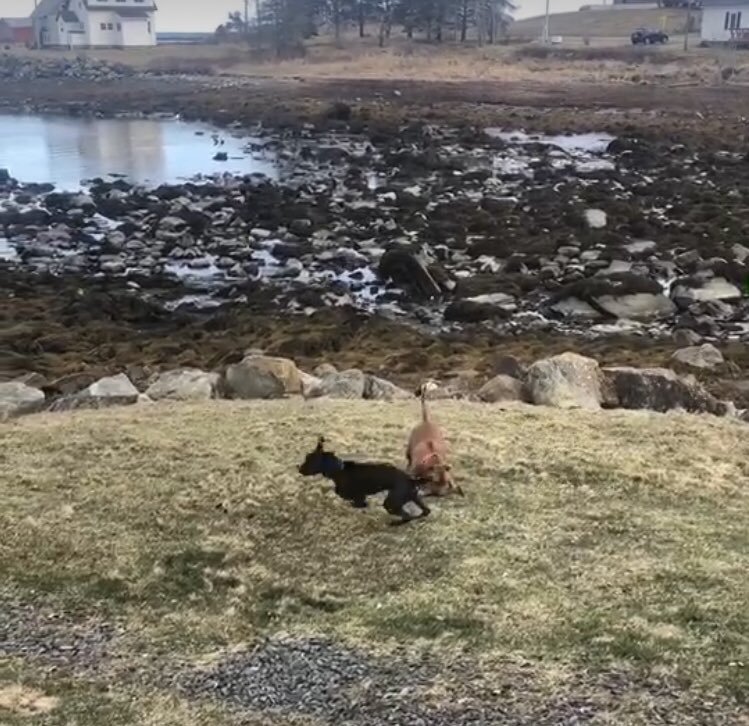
[82,373,139,404]
[146,369,220,401]
[477,375,527,403]
[47,373,139,413]
[603,366,731,416]
[364,375,412,401]
[671,344,724,370]
[307,369,366,399]
[551,275,674,320]
[526,352,603,410]
[671,277,742,303]
[0,382,45,420]
[223,355,302,399]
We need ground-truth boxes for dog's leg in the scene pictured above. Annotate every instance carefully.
[351,495,368,509]
[383,490,413,523]
[412,490,431,517]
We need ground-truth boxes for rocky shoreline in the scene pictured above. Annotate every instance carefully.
[2,67,749,412]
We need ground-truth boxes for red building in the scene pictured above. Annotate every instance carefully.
[0,18,33,46]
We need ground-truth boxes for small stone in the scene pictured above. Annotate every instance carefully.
[584,209,607,229]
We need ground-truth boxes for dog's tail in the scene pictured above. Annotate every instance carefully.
[418,380,437,423]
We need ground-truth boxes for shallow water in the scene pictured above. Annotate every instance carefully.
[0,114,277,190]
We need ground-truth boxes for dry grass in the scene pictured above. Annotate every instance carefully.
[10,31,747,86]
[511,8,696,38]
[0,399,747,724]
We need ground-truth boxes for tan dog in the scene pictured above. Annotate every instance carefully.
[406,381,463,497]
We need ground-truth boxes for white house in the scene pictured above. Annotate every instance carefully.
[32,0,157,49]
[701,0,749,43]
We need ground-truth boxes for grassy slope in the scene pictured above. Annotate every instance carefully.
[512,8,697,37]
[0,400,747,724]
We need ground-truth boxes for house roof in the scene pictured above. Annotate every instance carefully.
[83,1,157,9]
[31,0,64,19]
[0,18,33,28]
[60,10,81,23]
[701,0,749,6]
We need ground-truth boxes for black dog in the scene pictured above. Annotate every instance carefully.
[298,437,430,523]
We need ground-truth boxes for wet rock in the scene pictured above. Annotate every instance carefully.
[477,375,527,403]
[526,352,603,410]
[584,209,607,229]
[145,368,221,401]
[444,300,511,323]
[364,375,412,401]
[307,369,366,399]
[671,344,724,370]
[671,277,742,303]
[224,355,301,399]
[603,366,731,416]
[213,152,228,162]
[551,274,674,320]
[0,382,45,420]
[732,243,749,264]
[673,328,702,347]
[378,247,443,300]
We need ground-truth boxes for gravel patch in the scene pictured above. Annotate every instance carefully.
[0,595,120,674]
[175,636,597,726]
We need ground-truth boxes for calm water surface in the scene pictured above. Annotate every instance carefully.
[0,114,277,190]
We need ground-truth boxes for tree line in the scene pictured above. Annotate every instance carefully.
[216,0,516,57]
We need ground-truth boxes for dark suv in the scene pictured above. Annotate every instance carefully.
[631,27,669,44]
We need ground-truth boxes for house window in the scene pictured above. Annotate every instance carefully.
[117,23,122,30]
[107,22,114,29]
[739,11,743,27]
[100,22,106,29]
[725,11,730,29]
[147,21,151,32]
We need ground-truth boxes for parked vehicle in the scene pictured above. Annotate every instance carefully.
[631,27,669,44]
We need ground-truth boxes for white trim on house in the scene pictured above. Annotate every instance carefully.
[32,0,156,48]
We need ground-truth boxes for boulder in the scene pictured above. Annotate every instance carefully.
[477,375,527,403]
[46,373,139,413]
[526,352,603,410]
[671,277,742,304]
[490,354,526,380]
[603,366,730,416]
[671,344,724,370]
[314,363,338,378]
[364,375,413,401]
[673,329,701,347]
[146,369,221,401]
[82,373,139,404]
[0,382,45,420]
[551,274,674,320]
[224,355,302,400]
[307,369,366,399]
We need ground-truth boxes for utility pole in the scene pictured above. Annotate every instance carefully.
[542,0,550,43]
[684,1,691,51]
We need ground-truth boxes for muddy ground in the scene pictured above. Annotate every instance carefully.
[2,75,749,404]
